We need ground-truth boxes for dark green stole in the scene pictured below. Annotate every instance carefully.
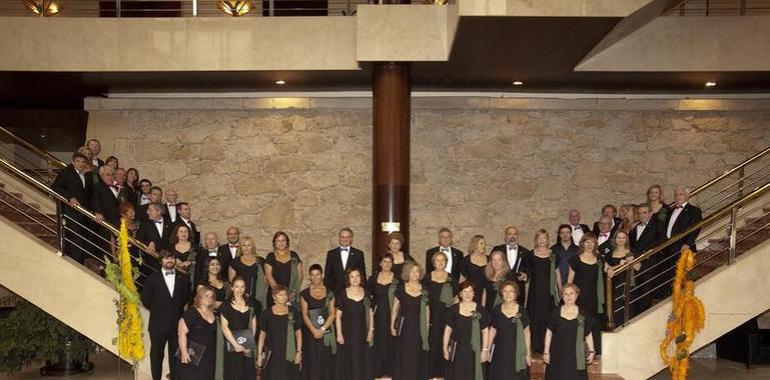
[322,291,337,354]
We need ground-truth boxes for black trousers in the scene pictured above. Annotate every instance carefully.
[149,329,178,380]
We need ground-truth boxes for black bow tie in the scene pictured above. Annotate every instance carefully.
[341,247,349,252]
[165,271,175,276]
[154,220,163,224]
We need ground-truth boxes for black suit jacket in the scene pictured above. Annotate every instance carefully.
[51,165,92,211]
[138,202,173,225]
[425,246,465,279]
[629,218,665,256]
[597,239,613,260]
[162,203,179,224]
[217,244,239,274]
[135,218,173,251]
[90,180,121,227]
[324,247,367,294]
[665,203,703,253]
[172,218,200,247]
[141,271,191,333]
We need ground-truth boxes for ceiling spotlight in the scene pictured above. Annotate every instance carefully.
[512,81,524,86]
[705,81,717,87]
[23,0,62,17]
[275,80,286,85]
[218,0,251,16]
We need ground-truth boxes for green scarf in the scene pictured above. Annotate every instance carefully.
[549,253,560,307]
[285,311,297,363]
[576,314,587,370]
[596,260,605,314]
[288,254,301,298]
[493,280,504,309]
[255,259,267,312]
[419,290,430,351]
[439,275,454,307]
[215,317,224,380]
[387,276,398,311]
[470,310,483,380]
[511,311,527,372]
[363,296,374,347]
[322,291,337,354]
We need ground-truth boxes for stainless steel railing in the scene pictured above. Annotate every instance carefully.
[665,0,770,16]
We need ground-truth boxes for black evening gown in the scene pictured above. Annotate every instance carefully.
[488,305,530,380]
[260,308,300,380]
[424,275,456,378]
[445,303,490,380]
[606,254,635,323]
[544,309,593,380]
[483,275,514,314]
[336,290,372,380]
[220,300,257,380]
[266,251,302,305]
[527,254,558,353]
[229,258,262,299]
[366,273,396,378]
[210,283,228,310]
[569,256,604,355]
[300,288,334,380]
[177,309,217,380]
[391,252,414,280]
[393,287,428,380]
[172,246,196,291]
[463,256,487,304]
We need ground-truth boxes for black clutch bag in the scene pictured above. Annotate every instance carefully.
[226,329,255,351]
[308,307,329,331]
[447,339,458,362]
[175,340,206,367]
[395,316,405,336]
[259,349,272,369]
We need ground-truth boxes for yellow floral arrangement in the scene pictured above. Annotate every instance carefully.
[105,219,145,362]
[660,247,705,380]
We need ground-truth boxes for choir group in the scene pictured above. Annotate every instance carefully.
[51,140,703,380]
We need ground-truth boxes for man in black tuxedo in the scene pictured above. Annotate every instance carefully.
[425,227,464,280]
[492,226,530,305]
[217,226,241,273]
[195,232,221,284]
[592,204,622,237]
[138,179,152,206]
[139,186,171,224]
[162,189,179,224]
[51,152,92,263]
[172,202,200,247]
[629,203,665,311]
[136,203,173,271]
[595,217,614,259]
[655,186,703,299]
[324,227,367,294]
[567,209,591,245]
[91,165,122,263]
[141,250,191,380]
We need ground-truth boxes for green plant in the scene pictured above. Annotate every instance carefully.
[0,296,94,375]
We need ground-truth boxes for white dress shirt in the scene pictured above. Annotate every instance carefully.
[154,219,164,236]
[139,194,150,205]
[76,170,86,188]
[597,232,610,247]
[340,246,350,269]
[667,202,687,238]
[109,184,119,198]
[635,221,648,241]
[166,203,177,223]
[571,225,584,245]
[506,245,519,271]
[228,244,238,259]
[440,246,453,273]
[163,270,176,297]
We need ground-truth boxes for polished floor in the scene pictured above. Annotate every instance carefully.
[0,351,133,380]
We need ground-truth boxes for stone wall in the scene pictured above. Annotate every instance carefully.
[86,96,770,273]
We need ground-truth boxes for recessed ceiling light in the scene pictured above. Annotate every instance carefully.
[705,81,717,87]
[512,81,524,86]
[275,80,286,85]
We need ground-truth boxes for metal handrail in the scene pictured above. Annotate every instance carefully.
[607,181,770,328]
[688,145,770,201]
[0,126,67,169]
[0,157,158,259]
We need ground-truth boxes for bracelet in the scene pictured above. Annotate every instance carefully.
[543,352,550,356]
[587,351,595,354]
[482,348,489,352]
[296,351,302,354]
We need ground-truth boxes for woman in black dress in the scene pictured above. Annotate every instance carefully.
[443,281,490,380]
[170,224,196,290]
[367,253,397,379]
[177,286,218,380]
[482,250,510,313]
[386,232,414,280]
[390,261,429,380]
[424,251,457,380]
[647,184,671,223]
[257,285,302,380]
[300,264,336,380]
[567,233,604,355]
[228,237,268,312]
[125,168,140,207]
[265,231,303,307]
[220,277,258,380]
[527,229,561,353]
[605,230,641,323]
[197,258,227,310]
[488,280,531,380]
[336,268,373,380]
[463,235,488,304]
[544,283,596,380]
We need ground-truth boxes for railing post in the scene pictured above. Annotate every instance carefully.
[728,207,738,264]
[605,275,614,330]
[56,201,65,254]
[738,166,745,198]
[623,270,632,325]
[46,159,55,183]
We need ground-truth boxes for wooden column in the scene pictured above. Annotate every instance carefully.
[372,62,411,267]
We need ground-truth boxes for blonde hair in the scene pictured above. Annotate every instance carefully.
[193,285,215,309]
[468,235,485,255]
[578,232,599,258]
[560,282,581,296]
[534,229,549,248]
[484,250,510,281]
[431,250,448,267]
[236,236,258,259]
[401,260,425,282]
[647,184,665,203]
